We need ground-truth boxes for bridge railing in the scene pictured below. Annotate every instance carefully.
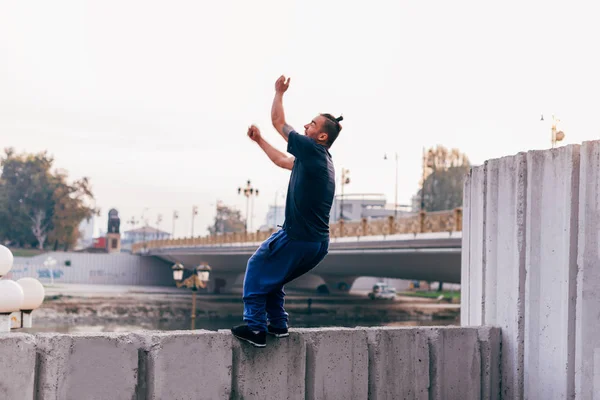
[131,208,462,253]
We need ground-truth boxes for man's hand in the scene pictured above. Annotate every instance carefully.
[247,125,262,142]
[275,75,290,94]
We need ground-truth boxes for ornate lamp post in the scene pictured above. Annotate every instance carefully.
[172,263,211,330]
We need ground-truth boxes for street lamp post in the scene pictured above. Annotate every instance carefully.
[172,263,211,330]
[191,206,198,237]
[339,168,350,220]
[156,214,163,240]
[384,153,399,218]
[172,210,179,238]
[238,180,259,233]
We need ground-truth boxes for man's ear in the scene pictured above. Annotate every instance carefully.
[318,133,328,143]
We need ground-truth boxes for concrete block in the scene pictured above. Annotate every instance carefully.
[145,330,232,400]
[575,140,600,399]
[484,154,527,399]
[477,327,502,400]
[0,333,36,400]
[462,164,487,325]
[297,327,368,400]
[230,331,305,400]
[35,333,142,400]
[460,169,472,326]
[365,327,429,400]
[524,145,580,400]
[426,327,481,400]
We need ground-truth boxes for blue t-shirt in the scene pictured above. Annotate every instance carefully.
[282,131,335,242]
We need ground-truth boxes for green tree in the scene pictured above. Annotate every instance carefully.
[416,145,471,212]
[0,148,96,249]
[207,201,246,235]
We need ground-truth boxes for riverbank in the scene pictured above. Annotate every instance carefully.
[22,284,460,333]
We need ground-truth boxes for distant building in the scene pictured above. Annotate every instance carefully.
[264,205,286,229]
[330,193,412,223]
[121,226,171,250]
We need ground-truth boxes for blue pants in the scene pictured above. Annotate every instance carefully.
[242,229,329,331]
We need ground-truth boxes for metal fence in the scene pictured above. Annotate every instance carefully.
[132,208,463,253]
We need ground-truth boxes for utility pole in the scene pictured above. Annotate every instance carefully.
[155,214,163,240]
[339,168,350,220]
[238,180,259,233]
[384,153,399,218]
[191,206,198,237]
[172,210,178,238]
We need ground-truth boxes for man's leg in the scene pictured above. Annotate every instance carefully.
[265,238,329,338]
[232,231,285,347]
[282,239,329,286]
[266,285,288,330]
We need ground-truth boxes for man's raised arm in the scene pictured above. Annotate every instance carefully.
[271,75,295,142]
[247,125,294,170]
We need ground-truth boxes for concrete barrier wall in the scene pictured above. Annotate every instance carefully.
[7,252,173,286]
[462,140,600,399]
[0,326,500,400]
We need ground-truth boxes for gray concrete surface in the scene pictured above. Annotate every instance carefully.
[524,145,580,400]
[478,326,502,400]
[297,327,369,400]
[576,140,600,399]
[0,333,36,400]
[229,331,306,400]
[0,327,499,398]
[36,333,141,400]
[366,327,429,400]
[145,330,232,400]
[484,153,527,399]
[461,140,600,399]
[426,327,481,400]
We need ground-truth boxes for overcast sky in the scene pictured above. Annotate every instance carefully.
[1,1,599,238]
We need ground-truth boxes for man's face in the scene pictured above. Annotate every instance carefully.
[303,115,328,143]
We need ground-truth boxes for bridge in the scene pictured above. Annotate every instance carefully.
[132,209,462,292]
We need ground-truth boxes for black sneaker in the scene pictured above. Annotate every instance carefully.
[231,324,266,348]
[267,325,289,338]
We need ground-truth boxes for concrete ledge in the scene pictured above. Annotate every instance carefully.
[0,326,500,399]
[297,327,369,400]
[0,333,36,400]
[35,333,142,400]
[478,326,502,400]
[365,327,429,400]
[144,330,232,400]
[426,326,481,400]
[229,331,306,400]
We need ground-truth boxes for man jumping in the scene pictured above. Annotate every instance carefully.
[231,75,343,347]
